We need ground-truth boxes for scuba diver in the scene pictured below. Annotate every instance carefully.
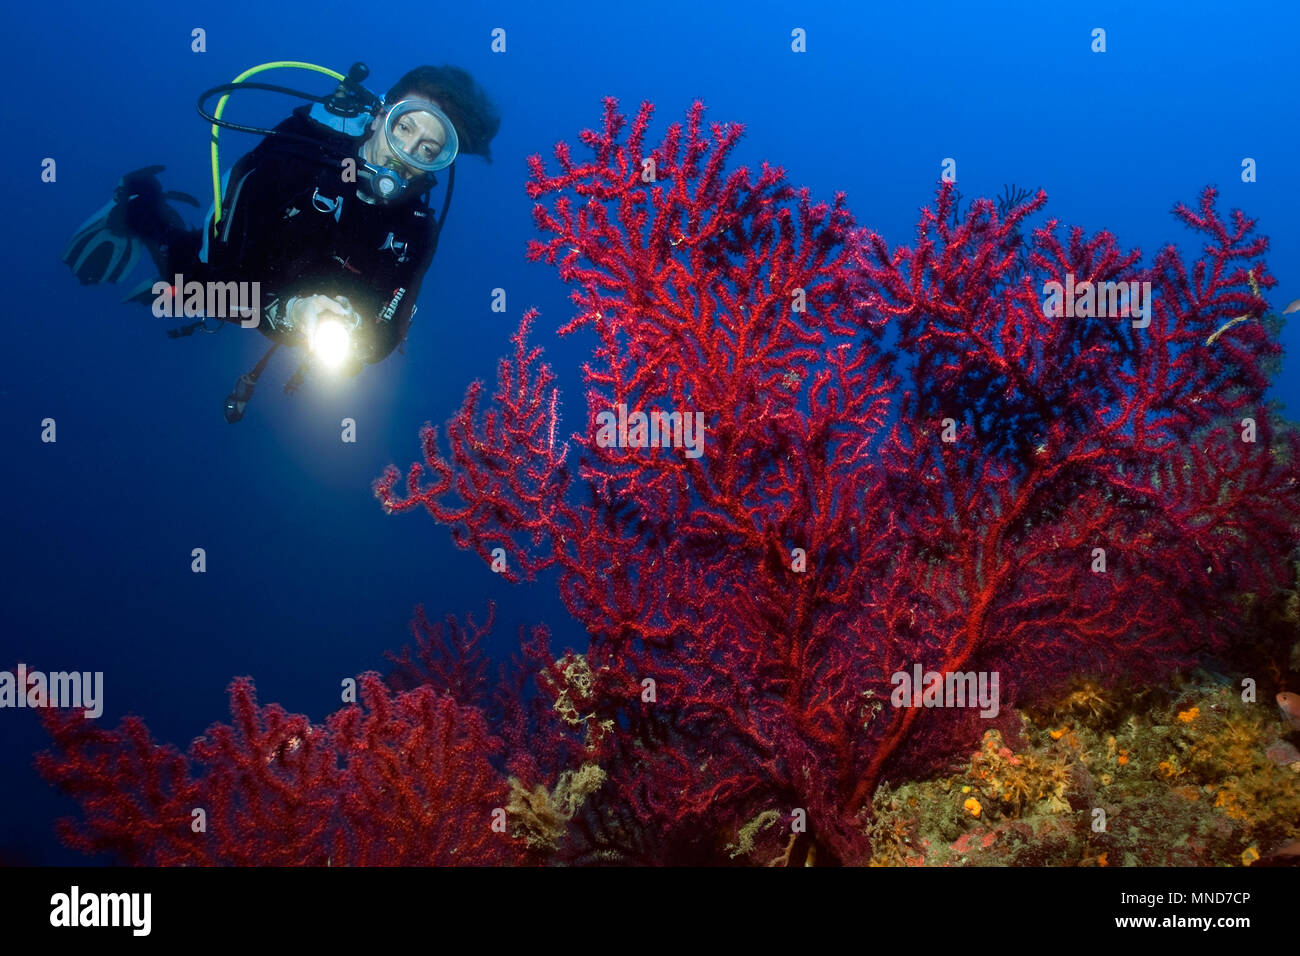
[62,62,500,422]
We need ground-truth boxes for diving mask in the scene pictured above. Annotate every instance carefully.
[383,99,458,172]
[358,98,458,204]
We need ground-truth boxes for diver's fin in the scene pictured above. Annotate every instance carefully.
[65,167,194,286]
[62,196,141,285]
[121,277,161,305]
[164,190,201,207]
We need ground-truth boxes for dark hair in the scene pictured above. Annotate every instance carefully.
[387,65,501,162]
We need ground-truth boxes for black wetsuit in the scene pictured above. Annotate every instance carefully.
[162,104,441,366]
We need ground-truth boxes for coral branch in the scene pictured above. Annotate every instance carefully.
[383,100,1300,863]
[39,672,522,865]
[40,100,1300,868]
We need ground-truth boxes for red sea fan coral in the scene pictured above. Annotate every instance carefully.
[377,99,1300,864]
[844,184,1299,814]
[38,672,522,865]
[385,602,495,708]
[37,101,1299,868]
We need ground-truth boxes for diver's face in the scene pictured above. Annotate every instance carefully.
[365,99,446,179]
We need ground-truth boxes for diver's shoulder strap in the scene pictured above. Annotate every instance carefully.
[306,101,370,137]
[427,161,455,258]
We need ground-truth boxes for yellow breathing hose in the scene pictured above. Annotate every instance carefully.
[209,61,345,224]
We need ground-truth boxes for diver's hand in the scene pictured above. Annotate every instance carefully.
[286,294,366,374]
[288,294,361,328]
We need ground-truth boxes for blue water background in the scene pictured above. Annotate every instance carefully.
[1,0,1296,864]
